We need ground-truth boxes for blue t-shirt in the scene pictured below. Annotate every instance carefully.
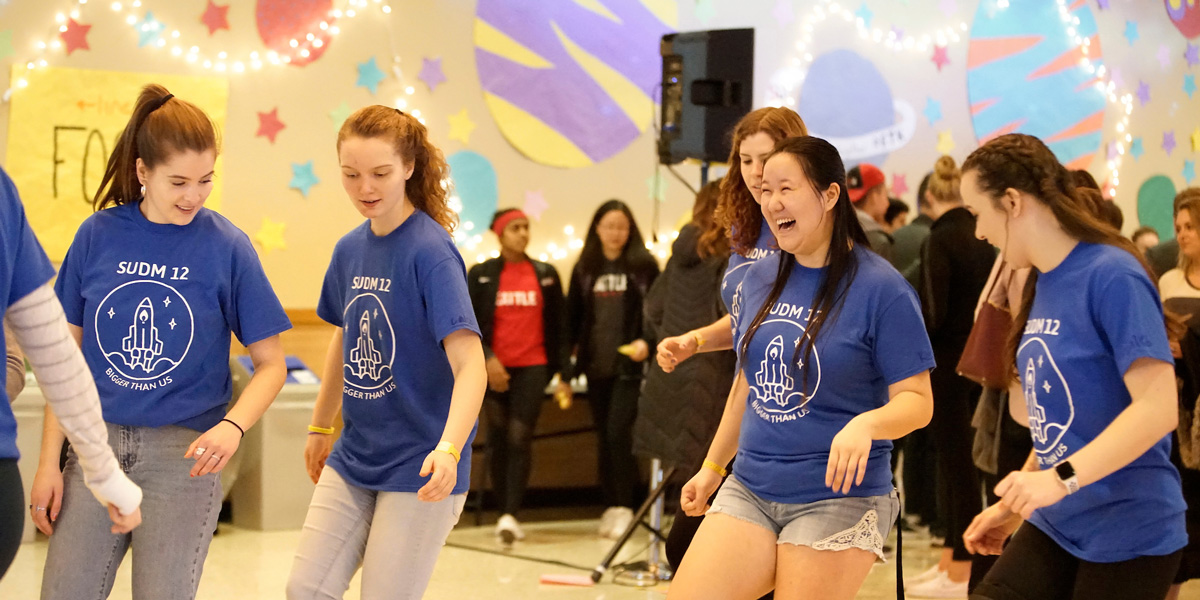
[0,168,56,460]
[317,212,481,493]
[55,202,291,432]
[722,219,776,316]
[731,247,935,503]
[1019,242,1186,562]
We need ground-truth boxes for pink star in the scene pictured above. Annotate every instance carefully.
[201,0,230,36]
[60,18,91,55]
[523,190,549,220]
[1158,44,1172,70]
[932,45,950,72]
[891,173,908,197]
[256,108,286,144]
[1109,66,1125,90]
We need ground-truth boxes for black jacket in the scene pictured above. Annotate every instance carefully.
[566,252,659,380]
[919,207,997,360]
[467,257,570,378]
[632,224,736,474]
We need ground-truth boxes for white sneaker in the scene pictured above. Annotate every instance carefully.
[906,571,968,599]
[904,564,943,586]
[604,507,634,539]
[495,514,524,545]
[598,507,621,537]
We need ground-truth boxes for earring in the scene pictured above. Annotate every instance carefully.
[140,185,146,197]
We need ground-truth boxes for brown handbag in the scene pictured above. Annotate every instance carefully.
[956,265,1012,389]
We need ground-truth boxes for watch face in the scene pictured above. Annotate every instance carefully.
[1055,461,1076,480]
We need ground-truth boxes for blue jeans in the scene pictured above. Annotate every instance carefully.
[41,424,221,600]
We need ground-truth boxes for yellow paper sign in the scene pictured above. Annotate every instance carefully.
[6,65,229,260]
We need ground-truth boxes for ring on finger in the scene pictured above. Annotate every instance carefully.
[209,454,221,462]
[195,447,206,456]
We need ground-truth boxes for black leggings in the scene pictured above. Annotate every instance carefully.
[971,523,1181,600]
[482,365,549,516]
[0,459,23,580]
[587,376,641,508]
[929,365,983,561]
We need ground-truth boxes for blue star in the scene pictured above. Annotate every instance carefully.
[356,56,386,95]
[1130,137,1144,160]
[1186,160,1196,185]
[137,11,164,48]
[1124,20,1138,46]
[855,2,873,27]
[923,97,942,125]
[289,161,320,197]
[1185,74,1197,99]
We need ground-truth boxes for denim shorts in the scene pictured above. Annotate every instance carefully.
[707,474,900,561]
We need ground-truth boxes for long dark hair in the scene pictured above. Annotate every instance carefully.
[94,84,218,210]
[962,133,1159,377]
[576,199,655,276]
[693,181,728,259]
[738,137,869,390]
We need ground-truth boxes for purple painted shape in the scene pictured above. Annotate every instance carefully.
[475,0,673,162]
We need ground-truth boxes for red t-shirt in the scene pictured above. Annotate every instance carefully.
[492,260,547,368]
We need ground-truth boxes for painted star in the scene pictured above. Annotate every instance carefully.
[1124,21,1139,46]
[356,57,386,95]
[1038,355,1043,368]
[107,307,115,319]
[163,297,171,307]
[794,337,802,348]
[0,30,13,60]
[892,26,905,41]
[892,173,909,197]
[256,108,286,144]
[329,102,352,132]
[137,12,164,48]
[169,318,177,330]
[289,161,320,197]
[646,173,666,202]
[938,0,957,18]
[1107,141,1119,162]
[932,45,950,72]
[1186,75,1197,99]
[254,218,287,254]
[694,0,716,24]
[1136,80,1151,106]
[1109,66,1125,90]
[201,0,230,36]
[1159,44,1172,70]
[1192,127,1200,152]
[418,56,447,92]
[1165,131,1177,155]
[855,3,873,27]
[448,108,476,144]
[923,97,942,125]
[1096,0,1110,8]
[523,190,549,220]
[60,18,91,55]
[1043,380,1051,394]
[937,130,955,155]
[772,0,795,27]
[1187,43,1199,68]
[1186,160,1197,185]
[1131,137,1144,160]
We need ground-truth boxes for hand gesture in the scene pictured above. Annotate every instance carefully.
[304,432,335,484]
[963,503,1022,555]
[994,469,1067,519]
[680,467,723,517]
[184,420,243,478]
[486,357,510,393]
[107,503,142,534]
[657,334,698,373]
[826,416,874,494]
[29,466,64,535]
[418,450,458,502]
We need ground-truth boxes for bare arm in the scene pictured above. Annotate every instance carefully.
[437,329,487,451]
[223,335,286,432]
[702,372,750,468]
[310,328,345,430]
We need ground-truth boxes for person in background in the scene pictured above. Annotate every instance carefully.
[1133,226,1161,257]
[1149,192,1193,278]
[885,198,910,234]
[467,208,570,545]
[846,162,894,262]
[893,173,935,286]
[1072,169,1124,230]
[567,200,659,538]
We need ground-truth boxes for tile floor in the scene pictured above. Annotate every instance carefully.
[3,515,1200,599]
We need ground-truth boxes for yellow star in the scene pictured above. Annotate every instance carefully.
[448,108,475,144]
[254,217,287,255]
[1192,127,1200,152]
[937,130,955,155]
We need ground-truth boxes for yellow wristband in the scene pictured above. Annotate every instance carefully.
[702,459,727,478]
[692,331,706,349]
[307,424,335,435]
[436,441,461,463]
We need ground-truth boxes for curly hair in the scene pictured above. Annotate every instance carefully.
[700,107,808,256]
[962,133,1156,379]
[337,106,456,233]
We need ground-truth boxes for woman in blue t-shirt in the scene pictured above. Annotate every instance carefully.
[33,85,292,600]
[287,106,486,599]
[667,136,935,599]
[961,133,1186,600]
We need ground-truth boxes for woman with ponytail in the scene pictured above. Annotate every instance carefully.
[668,136,934,599]
[962,133,1185,600]
[288,106,485,599]
[33,84,291,599]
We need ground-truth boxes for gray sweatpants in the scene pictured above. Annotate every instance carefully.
[286,466,465,599]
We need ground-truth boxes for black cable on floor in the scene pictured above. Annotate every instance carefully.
[443,538,655,576]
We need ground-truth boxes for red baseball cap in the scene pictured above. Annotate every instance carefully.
[847,163,886,203]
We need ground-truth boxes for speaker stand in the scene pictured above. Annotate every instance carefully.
[591,459,676,586]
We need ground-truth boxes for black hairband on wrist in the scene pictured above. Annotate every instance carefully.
[221,418,245,438]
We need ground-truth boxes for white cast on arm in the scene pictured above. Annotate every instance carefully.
[7,283,141,515]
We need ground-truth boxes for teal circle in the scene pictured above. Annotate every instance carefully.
[1137,175,1179,240]
[446,151,498,246]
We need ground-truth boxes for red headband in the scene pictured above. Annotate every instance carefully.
[491,210,528,235]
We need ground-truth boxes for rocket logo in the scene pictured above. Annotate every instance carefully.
[95,280,193,381]
[342,293,396,391]
[1017,337,1074,454]
[749,320,821,419]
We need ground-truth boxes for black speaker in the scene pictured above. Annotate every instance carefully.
[658,28,754,165]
